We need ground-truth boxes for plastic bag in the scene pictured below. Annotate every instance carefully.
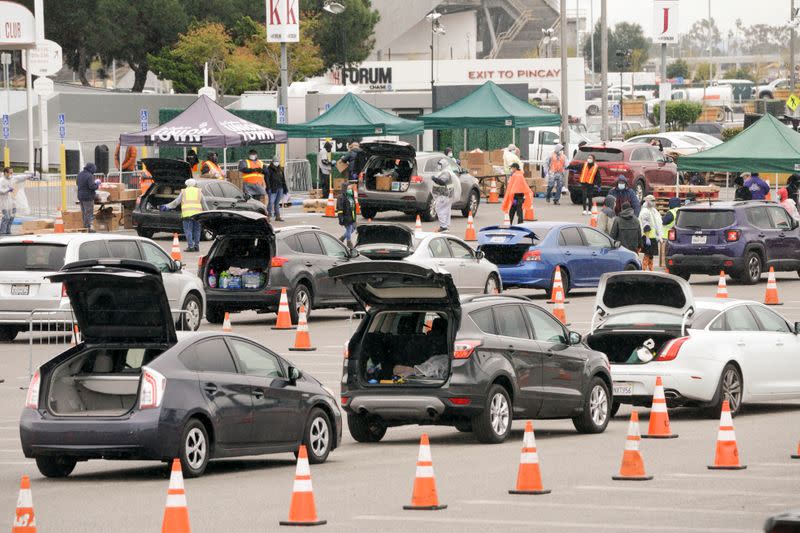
[413,355,449,379]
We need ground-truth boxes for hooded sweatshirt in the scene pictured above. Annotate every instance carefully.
[76,163,98,201]
[610,206,642,252]
[597,195,616,235]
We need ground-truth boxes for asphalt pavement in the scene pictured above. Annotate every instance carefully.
[2,197,800,532]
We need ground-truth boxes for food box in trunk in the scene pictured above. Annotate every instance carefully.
[375,174,393,191]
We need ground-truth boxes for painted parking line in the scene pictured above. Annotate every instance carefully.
[577,485,798,498]
[463,499,764,516]
[667,473,798,482]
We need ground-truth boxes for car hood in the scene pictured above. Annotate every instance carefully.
[191,210,274,238]
[141,158,193,183]
[48,259,177,345]
[329,260,460,313]
[595,271,694,319]
[360,141,416,160]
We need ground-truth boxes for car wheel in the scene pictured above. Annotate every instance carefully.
[704,363,743,419]
[611,400,621,418]
[420,195,437,222]
[461,189,480,217]
[35,456,77,478]
[302,408,332,464]
[570,190,582,204]
[180,294,202,331]
[205,304,225,324]
[290,283,312,324]
[588,105,599,116]
[484,274,501,294]
[135,228,154,239]
[670,268,690,281]
[0,326,19,342]
[347,413,387,443]
[736,251,762,285]
[549,268,570,296]
[624,262,638,271]
[179,419,210,478]
[635,180,646,203]
[573,377,611,433]
[361,207,377,220]
[472,384,512,444]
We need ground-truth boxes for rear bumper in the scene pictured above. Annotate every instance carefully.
[666,252,744,274]
[0,299,72,327]
[497,263,550,289]
[343,390,485,422]
[131,211,182,232]
[610,364,717,406]
[359,189,428,212]
[205,286,282,311]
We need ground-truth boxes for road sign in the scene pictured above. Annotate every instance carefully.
[0,53,10,66]
[611,102,621,119]
[57,113,65,125]
[21,39,63,77]
[58,125,65,140]
[278,104,286,124]
[266,0,300,43]
[140,108,149,132]
[33,76,54,96]
[653,1,679,44]
[57,113,65,140]
[2,114,8,141]
[787,94,800,112]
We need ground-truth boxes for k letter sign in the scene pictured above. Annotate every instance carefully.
[267,0,299,43]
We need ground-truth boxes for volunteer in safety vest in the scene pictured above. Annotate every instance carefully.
[638,195,663,272]
[200,152,224,179]
[138,163,153,196]
[238,149,267,202]
[578,155,600,215]
[161,178,209,252]
[658,197,681,268]
[544,144,566,205]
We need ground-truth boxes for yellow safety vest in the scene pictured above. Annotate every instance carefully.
[662,207,678,239]
[242,159,264,184]
[203,160,223,178]
[182,186,203,218]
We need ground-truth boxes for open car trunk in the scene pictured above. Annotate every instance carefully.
[143,183,183,211]
[364,155,415,192]
[477,225,548,266]
[585,329,681,364]
[355,224,415,260]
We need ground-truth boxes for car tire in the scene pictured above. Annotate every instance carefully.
[135,228,154,239]
[461,189,480,217]
[587,105,599,116]
[624,262,638,271]
[0,326,19,342]
[361,207,377,220]
[634,179,646,203]
[472,384,512,444]
[35,456,77,478]
[347,413,387,443]
[572,377,611,434]
[703,363,743,419]
[179,418,210,478]
[290,283,312,324]
[735,251,762,285]
[301,408,333,464]
[610,400,621,418]
[421,195,437,222]
[670,268,691,281]
[180,294,203,331]
[484,274,501,294]
[205,304,225,324]
[570,190,582,204]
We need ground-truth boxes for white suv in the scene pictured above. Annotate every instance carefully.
[0,233,205,341]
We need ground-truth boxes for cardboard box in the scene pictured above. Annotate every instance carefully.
[62,210,84,230]
[227,170,242,190]
[99,182,123,202]
[532,177,548,193]
[488,149,506,165]
[118,189,139,202]
[22,220,54,233]
[375,174,393,191]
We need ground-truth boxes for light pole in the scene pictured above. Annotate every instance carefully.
[323,0,346,81]
[427,11,445,95]
[791,1,799,89]
[615,49,631,124]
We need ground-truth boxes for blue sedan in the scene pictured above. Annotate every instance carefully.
[477,222,641,293]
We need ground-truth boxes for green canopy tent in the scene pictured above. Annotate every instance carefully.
[282,92,424,138]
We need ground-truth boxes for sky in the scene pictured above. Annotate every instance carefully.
[572,0,791,35]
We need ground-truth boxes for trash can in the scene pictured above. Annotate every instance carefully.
[64,150,81,175]
[94,144,110,175]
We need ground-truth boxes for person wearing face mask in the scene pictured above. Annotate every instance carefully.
[238,149,267,203]
[265,160,288,222]
[544,143,566,205]
[336,181,357,248]
[502,162,533,225]
[609,176,640,216]
[638,195,663,271]
[200,152,224,179]
[578,155,600,215]
[318,141,333,199]
[431,158,456,232]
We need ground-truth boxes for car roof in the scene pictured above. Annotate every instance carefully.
[0,232,152,245]
[274,225,324,237]
[460,293,535,309]
[580,142,630,151]
[679,200,772,210]
[694,297,762,312]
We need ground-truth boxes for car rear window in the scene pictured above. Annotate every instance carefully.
[573,148,624,162]
[676,210,735,229]
[0,243,67,271]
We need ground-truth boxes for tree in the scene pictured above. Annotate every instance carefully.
[722,67,755,82]
[680,18,721,56]
[666,59,690,80]
[652,101,702,129]
[155,22,234,95]
[300,0,380,69]
[694,62,713,82]
[582,22,649,73]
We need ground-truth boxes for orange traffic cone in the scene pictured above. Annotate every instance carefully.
[708,400,746,470]
[170,233,182,261]
[546,266,569,304]
[764,266,782,305]
[509,421,550,495]
[464,211,477,241]
[70,324,80,346]
[612,410,653,481]
[589,202,598,228]
[414,215,423,236]
[488,178,499,203]
[222,312,232,332]
[716,271,728,299]
[354,188,361,215]
[524,204,536,221]
[289,306,316,351]
[403,434,447,510]
[502,211,511,227]
[161,459,191,533]
[642,376,678,439]
[323,191,336,218]
[790,439,800,459]
[54,211,64,234]
[279,445,326,526]
[12,475,36,532]
[272,288,295,330]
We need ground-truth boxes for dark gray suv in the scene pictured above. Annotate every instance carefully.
[330,261,613,444]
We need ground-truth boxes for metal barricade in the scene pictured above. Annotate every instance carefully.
[285,159,311,192]
[27,309,76,382]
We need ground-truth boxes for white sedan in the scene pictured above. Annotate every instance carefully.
[625,132,711,155]
[585,271,800,417]
[353,223,501,294]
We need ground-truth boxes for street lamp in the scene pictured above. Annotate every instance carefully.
[427,11,446,94]
[615,49,631,122]
[322,0,345,14]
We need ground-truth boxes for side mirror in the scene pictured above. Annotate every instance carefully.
[172,260,183,271]
[569,331,582,345]
[475,250,485,260]
[613,240,622,249]
[288,366,302,383]
[348,248,360,258]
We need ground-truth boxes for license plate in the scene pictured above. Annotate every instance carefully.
[10,284,29,296]
[490,236,507,243]
[613,382,633,396]
[691,235,707,244]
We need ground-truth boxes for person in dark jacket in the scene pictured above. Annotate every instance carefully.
[745,172,771,200]
[76,162,99,231]
[610,202,642,253]
[340,142,365,182]
[734,174,752,200]
[336,181,357,248]
[786,174,800,205]
[609,175,641,215]
[265,160,288,221]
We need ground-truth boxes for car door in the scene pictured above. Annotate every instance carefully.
[227,337,304,445]
[649,146,675,185]
[183,337,255,446]
[446,238,481,293]
[317,232,356,300]
[746,206,780,264]
[630,147,656,187]
[712,305,765,397]
[296,231,337,300]
[202,182,229,210]
[524,305,584,415]
[426,237,462,285]
[766,205,798,264]
[218,181,249,210]
[139,240,182,313]
[579,227,620,285]
[748,305,800,397]
[557,226,590,285]
[493,304,543,417]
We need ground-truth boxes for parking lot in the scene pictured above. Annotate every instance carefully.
[2,199,800,532]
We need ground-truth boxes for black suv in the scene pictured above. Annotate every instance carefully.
[195,211,366,324]
[330,261,612,444]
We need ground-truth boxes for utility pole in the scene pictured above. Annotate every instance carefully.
[600,0,608,141]
[792,0,797,90]
[559,0,569,145]
[279,41,288,166]
[660,43,667,132]
[589,0,595,80]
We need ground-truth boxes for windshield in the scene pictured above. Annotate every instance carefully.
[574,148,624,162]
[677,210,735,230]
[0,243,67,271]
[679,135,706,147]
[602,311,684,327]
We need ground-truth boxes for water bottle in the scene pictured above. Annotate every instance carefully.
[208,268,217,289]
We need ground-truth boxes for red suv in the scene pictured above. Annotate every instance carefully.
[567,142,678,204]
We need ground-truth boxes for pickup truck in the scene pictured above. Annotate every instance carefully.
[528,126,598,167]
[757,78,790,100]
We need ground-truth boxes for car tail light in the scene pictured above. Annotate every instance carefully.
[271,256,289,267]
[522,250,541,262]
[448,397,471,406]
[726,230,740,242]
[341,396,349,406]
[197,255,208,269]
[453,340,482,359]
[25,370,40,409]
[668,229,676,241]
[139,367,167,409]
[656,337,689,362]
[608,165,630,174]
[343,343,349,359]
[410,175,424,184]
[61,283,67,298]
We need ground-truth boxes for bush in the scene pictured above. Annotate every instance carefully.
[652,101,703,129]
[722,127,743,142]
[623,127,660,140]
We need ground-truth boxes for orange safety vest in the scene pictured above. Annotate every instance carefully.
[579,162,598,184]
[550,152,566,173]
[242,159,265,184]
[202,160,223,178]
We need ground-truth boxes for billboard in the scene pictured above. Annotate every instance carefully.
[653,0,679,44]
[266,0,299,43]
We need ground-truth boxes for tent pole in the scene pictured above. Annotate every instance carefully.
[512,128,516,145]
[463,128,467,151]
[223,148,227,174]
[726,172,729,198]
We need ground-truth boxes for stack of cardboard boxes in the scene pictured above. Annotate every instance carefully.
[459,149,505,178]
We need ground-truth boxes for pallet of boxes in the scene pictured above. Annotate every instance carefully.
[303,160,348,213]
[460,149,507,197]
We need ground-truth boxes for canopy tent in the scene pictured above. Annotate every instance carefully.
[678,113,800,173]
[282,93,424,138]
[420,81,561,130]
[119,95,287,148]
